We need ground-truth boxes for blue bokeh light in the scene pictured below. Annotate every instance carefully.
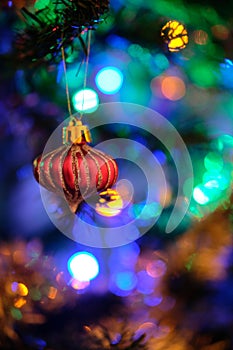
[95,66,123,94]
[108,243,140,271]
[67,252,99,282]
[115,271,137,291]
[144,295,163,307]
[220,59,233,89]
[153,150,167,165]
[137,270,156,295]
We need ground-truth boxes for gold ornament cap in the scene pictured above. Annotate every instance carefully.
[62,118,92,145]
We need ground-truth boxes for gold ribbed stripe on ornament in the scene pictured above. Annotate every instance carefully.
[82,144,103,189]
[39,152,55,190]
[111,158,118,184]
[59,146,72,198]
[68,145,83,211]
[39,146,64,191]
[78,145,91,198]
[89,147,114,189]
[71,145,80,193]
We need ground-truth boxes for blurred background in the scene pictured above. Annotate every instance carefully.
[0,0,233,349]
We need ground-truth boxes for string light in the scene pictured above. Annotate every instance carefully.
[161,20,188,52]
[72,88,99,113]
[95,66,123,94]
[161,76,186,101]
[67,252,99,282]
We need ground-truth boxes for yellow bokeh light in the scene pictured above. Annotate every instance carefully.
[17,283,29,296]
[95,189,124,217]
[161,76,186,101]
[14,297,27,308]
[161,20,188,52]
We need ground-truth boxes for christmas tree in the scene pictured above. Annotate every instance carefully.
[0,0,233,349]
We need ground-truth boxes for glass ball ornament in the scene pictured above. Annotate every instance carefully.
[161,20,188,52]
[33,120,118,213]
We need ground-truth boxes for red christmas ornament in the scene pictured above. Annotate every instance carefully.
[33,119,118,213]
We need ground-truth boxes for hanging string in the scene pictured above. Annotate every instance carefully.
[60,30,92,121]
[61,44,72,117]
[83,29,92,92]
[80,29,92,119]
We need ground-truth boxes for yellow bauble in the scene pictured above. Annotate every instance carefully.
[95,189,123,217]
[161,20,188,52]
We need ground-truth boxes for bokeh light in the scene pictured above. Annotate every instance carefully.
[137,270,155,294]
[204,152,223,173]
[146,259,167,278]
[202,172,230,191]
[193,185,210,205]
[153,54,169,71]
[153,150,167,165]
[95,189,124,217]
[67,252,99,282]
[193,181,222,205]
[211,24,229,40]
[47,286,58,300]
[220,59,233,89]
[61,65,84,89]
[189,60,218,88]
[193,30,208,45]
[217,134,233,150]
[144,294,163,307]
[11,308,22,320]
[70,279,90,290]
[108,243,140,272]
[115,271,137,291]
[72,88,99,113]
[161,20,188,52]
[129,202,162,223]
[95,66,123,94]
[11,282,29,296]
[14,298,27,308]
[161,76,186,101]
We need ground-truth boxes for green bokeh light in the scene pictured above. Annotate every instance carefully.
[189,205,203,218]
[217,134,233,150]
[97,14,115,33]
[30,288,42,301]
[193,185,210,205]
[189,61,218,88]
[10,307,22,320]
[72,88,99,113]
[130,202,162,220]
[61,66,84,89]
[204,152,223,173]
[193,180,223,205]
[151,1,189,22]
[202,171,230,190]
[154,54,169,71]
[203,181,222,201]
[128,44,144,58]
